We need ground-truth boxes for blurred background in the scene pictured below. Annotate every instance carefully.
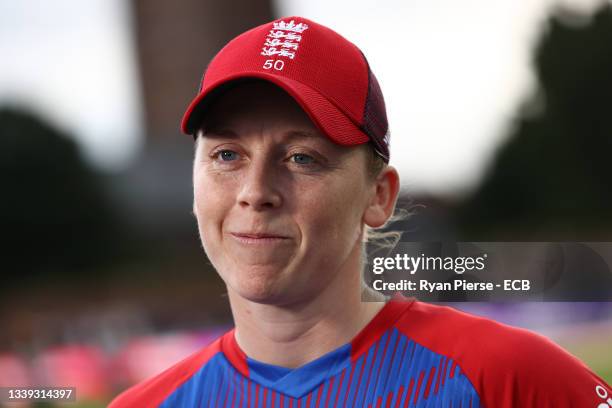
[1,0,612,406]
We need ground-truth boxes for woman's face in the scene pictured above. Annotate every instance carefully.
[193,82,379,305]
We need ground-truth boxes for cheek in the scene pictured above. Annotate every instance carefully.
[298,178,367,248]
[193,171,232,251]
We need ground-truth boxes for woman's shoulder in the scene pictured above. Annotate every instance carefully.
[393,300,611,407]
[396,300,544,352]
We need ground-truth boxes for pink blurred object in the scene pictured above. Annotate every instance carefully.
[33,344,109,400]
[0,353,31,386]
[114,333,203,384]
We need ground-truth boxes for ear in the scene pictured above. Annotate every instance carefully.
[363,166,400,228]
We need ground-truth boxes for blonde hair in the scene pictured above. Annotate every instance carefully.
[361,143,413,250]
[361,149,418,295]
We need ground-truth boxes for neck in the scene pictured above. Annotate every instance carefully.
[227,246,386,368]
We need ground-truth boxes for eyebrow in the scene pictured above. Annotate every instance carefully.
[285,129,322,141]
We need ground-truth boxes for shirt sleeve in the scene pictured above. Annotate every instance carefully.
[474,325,612,408]
[395,301,612,408]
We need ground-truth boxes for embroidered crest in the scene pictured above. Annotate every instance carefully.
[272,20,309,33]
[261,20,309,60]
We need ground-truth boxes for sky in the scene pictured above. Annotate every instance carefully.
[0,0,142,169]
[0,0,607,197]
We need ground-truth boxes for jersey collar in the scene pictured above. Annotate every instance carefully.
[219,296,414,398]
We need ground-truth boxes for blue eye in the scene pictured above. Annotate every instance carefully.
[291,153,314,165]
[218,150,238,161]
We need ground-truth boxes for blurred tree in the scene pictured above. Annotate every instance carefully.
[0,108,121,288]
[456,4,612,240]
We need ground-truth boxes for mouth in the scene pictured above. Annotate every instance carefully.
[229,232,291,244]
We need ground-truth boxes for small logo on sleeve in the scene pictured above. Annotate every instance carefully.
[595,384,612,408]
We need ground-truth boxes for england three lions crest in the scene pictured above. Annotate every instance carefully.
[261,20,309,60]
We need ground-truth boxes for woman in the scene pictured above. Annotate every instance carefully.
[111,16,611,407]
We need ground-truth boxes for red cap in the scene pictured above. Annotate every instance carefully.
[181,16,390,162]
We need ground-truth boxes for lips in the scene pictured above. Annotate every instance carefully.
[233,233,287,238]
[229,232,291,244]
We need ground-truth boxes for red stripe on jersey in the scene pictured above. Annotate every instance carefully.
[255,383,260,407]
[423,365,436,400]
[351,353,368,408]
[237,375,243,408]
[413,370,425,406]
[215,384,221,408]
[409,342,416,362]
[449,361,457,379]
[315,384,323,407]
[343,359,357,406]
[221,376,230,408]
[221,329,249,377]
[386,331,401,371]
[404,378,415,407]
[229,370,237,408]
[350,298,414,361]
[434,356,444,395]
[360,338,381,406]
[384,390,393,408]
[372,330,393,394]
[393,385,404,408]
[324,376,334,407]
[333,368,346,408]
[247,377,252,407]
[441,357,449,387]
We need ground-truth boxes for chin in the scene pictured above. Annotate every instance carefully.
[232,283,290,305]
[224,266,292,304]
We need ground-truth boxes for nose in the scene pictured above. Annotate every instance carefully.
[236,159,283,211]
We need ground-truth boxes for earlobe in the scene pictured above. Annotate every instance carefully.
[363,166,400,228]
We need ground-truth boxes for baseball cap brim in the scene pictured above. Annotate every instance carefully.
[181,72,370,147]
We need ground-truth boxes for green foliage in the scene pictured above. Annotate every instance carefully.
[0,108,121,287]
[456,5,612,239]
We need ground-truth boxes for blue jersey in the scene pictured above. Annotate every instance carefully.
[110,298,611,407]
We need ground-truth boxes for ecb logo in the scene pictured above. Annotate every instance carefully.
[261,20,309,71]
[596,384,612,408]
